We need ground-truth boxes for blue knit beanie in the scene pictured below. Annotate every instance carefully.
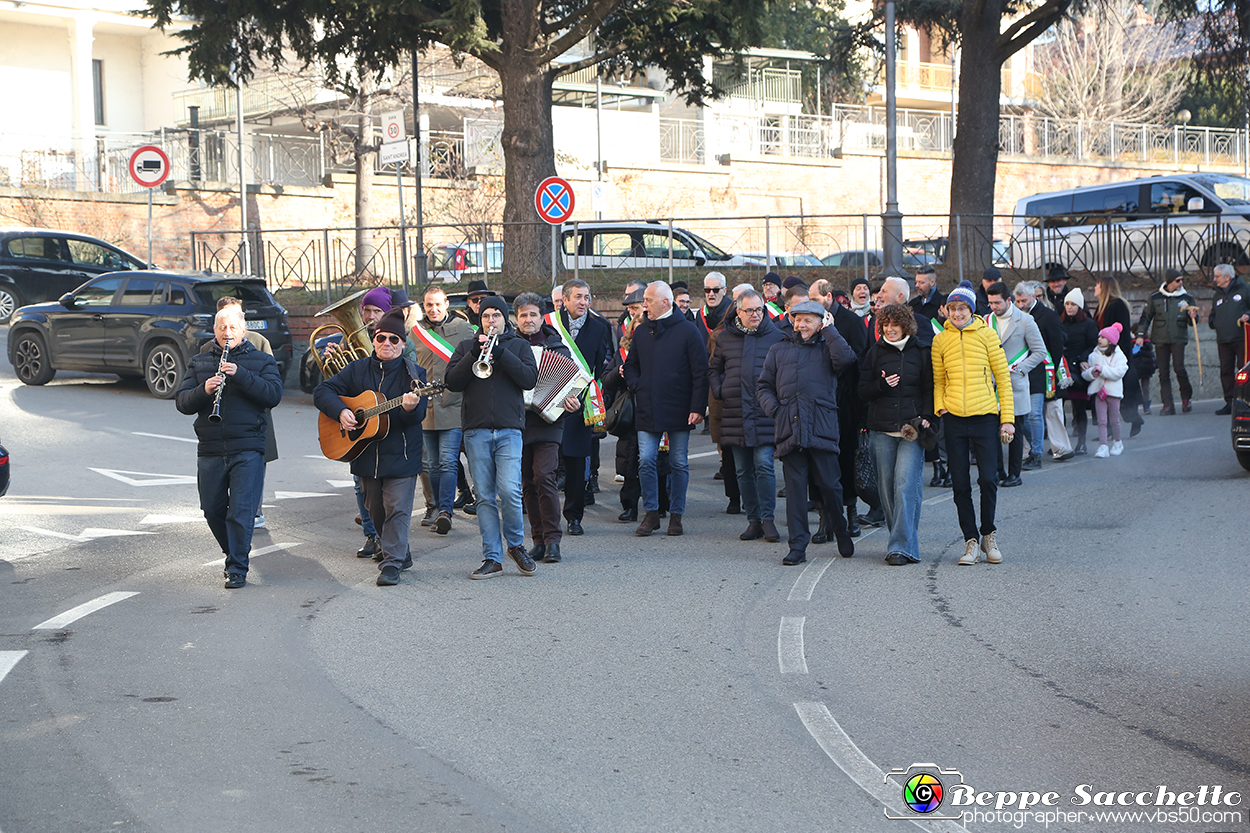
[946,280,977,310]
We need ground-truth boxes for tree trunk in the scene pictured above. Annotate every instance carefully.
[949,2,1005,279]
[355,73,377,282]
[498,1,557,291]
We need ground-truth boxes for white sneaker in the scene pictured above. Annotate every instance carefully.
[1094,444,1110,458]
[1110,441,1124,456]
[981,531,1003,564]
[614,474,625,483]
[958,539,980,565]
[253,514,266,529]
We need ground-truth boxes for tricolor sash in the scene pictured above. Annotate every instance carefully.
[410,320,455,363]
[765,301,784,320]
[546,312,606,426]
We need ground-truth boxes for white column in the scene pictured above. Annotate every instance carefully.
[68,16,98,191]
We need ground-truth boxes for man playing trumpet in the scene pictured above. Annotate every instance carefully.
[445,296,539,579]
[176,305,283,589]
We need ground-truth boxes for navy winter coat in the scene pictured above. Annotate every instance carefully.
[623,311,709,434]
[559,310,613,457]
[709,316,784,447]
[757,326,856,458]
[314,352,428,479]
[176,339,283,457]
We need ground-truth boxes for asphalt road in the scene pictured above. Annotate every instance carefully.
[1,326,1248,833]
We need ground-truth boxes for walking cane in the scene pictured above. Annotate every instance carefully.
[1185,301,1204,385]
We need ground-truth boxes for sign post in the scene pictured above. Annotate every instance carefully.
[535,176,575,287]
[128,145,171,265]
[380,110,411,291]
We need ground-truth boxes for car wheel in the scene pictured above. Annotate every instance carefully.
[1201,243,1249,268]
[144,343,185,400]
[0,287,21,324]
[13,331,55,385]
[1237,448,1250,472]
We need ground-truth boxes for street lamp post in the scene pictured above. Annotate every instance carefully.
[877,0,909,282]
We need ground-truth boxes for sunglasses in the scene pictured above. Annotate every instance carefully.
[704,287,723,294]
[373,334,403,345]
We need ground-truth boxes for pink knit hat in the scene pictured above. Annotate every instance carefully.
[1098,322,1122,344]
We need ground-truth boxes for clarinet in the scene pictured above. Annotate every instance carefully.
[208,337,232,424]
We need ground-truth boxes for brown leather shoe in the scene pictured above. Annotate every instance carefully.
[635,510,661,536]
[667,513,683,536]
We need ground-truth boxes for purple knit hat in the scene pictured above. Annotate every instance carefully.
[361,286,393,312]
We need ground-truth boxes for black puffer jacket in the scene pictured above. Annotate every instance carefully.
[757,326,856,458]
[623,311,709,434]
[176,339,283,457]
[1209,276,1250,343]
[857,337,934,433]
[445,325,539,431]
[710,316,784,447]
[1061,312,1099,400]
[313,352,428,479]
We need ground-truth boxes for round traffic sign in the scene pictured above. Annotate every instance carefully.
[535,176,575,225]
[128,145,170,188]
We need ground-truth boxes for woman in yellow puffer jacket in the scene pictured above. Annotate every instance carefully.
[931,281,1015,566]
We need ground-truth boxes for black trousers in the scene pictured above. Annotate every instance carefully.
[996,427,1024,477]
[563,454,587,523]
[720,445,740,502]
[944,413,999,542]
[1218,340,1244,403]
[523,441,562,545]
[781,448,845,552]
[1154,342,1193,409]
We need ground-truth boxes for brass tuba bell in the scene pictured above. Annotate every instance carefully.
[309,287,376,379]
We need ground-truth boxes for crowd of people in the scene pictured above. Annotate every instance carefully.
[175,263,1250,588]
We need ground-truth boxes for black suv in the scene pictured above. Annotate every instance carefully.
[7,271,292,399]
[0,228,149,323]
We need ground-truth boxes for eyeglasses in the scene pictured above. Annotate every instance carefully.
[704,286,723,294]
[373,334,403,345]
[740,307,765,315]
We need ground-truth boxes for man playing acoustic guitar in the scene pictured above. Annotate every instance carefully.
[314,308,429,586]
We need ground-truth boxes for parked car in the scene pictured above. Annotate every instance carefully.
[1011,173,1250,273]
[428,242,504,283]
[739,252,824,268]
[0,437,9,497]
[560,222,764,271]
[901,236,1012,268]
[7,270,292,399]
[0,227,149,324]
[1232,360,1250,471]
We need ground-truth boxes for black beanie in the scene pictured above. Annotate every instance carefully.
[478,295,511,320]
[375,308,408,339]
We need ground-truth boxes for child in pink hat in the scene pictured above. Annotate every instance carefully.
[1081,322,1129,457]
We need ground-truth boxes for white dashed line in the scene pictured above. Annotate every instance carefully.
[0,651,28,684]
[201,542,301,567]
[788,558,833,602]
[32,592,139,630]
[794,702,971,833]
[778,616,808,674]
[131,431,198,443]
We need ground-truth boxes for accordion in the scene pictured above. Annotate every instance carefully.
[523,346,592,423]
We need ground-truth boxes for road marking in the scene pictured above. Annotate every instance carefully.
[132,431,197,444]
[923,492,954,505]
[88,468,197,487]
[788,559,833,602]
[0,651,28,684]
[326,480,354,488]
[794,702,970,833]
[272,491,336,500]
[18,526,90,542]
[18,526,155,542]
[687,450,720,459]
[139,514,202,525]
[33,592,139,630]
[201,542,301,566]
[1136,436,1214,451]
[778,616,808,674]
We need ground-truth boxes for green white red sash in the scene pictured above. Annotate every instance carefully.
[410,319,455,363]
[545,312,606,426]
[765,301,784,320]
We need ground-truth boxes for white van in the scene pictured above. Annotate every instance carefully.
[560,222,763,271]
[1010,173,1250,273]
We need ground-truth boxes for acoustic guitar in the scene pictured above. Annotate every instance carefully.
[318,381,446,462]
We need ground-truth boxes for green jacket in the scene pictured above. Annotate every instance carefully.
[1136,286,1196,344]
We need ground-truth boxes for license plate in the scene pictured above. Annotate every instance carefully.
[246,320,268,330]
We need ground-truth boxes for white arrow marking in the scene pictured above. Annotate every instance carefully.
[18,526,88,542]
[326,480,355,488]
[132,432,197,443]
[18,526,154,542]
[0,651,28,684]
[272,491,336,500]
[202,542,300,566]
[33,592,139,630]
[139,514,203,525]
[88,468,197,487]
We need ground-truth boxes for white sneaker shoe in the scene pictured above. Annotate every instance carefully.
[958,538,981,565]
[981,531,1003,564]
[1094,444,1110,458]
[1110,441,1124,456]
[253,513,266,529]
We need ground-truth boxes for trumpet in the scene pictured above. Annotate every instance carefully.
[208,337,232,424]
[472,328,499,378]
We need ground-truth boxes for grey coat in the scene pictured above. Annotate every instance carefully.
[412,314,476,431]
[988,305,1046,417]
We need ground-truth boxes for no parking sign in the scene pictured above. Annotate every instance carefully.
[535,177,575,225]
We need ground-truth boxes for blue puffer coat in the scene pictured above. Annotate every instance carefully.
[176,339,283,456]
[756,326,856,458]
[314,353,428,479]
[710,315,784,448]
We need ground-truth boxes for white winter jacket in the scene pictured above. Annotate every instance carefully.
[1082,346,1128,398]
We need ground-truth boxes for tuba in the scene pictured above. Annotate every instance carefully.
[309,287,375,379]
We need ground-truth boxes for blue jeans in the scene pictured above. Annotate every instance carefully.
[731,444,776,522]
[1026,392,1045,457]
[354,476,377,537]
[463,429,524,563]
[868,432,925,561]
[198,450,264,577]
[423,428,463,515]
[638,430,690,515]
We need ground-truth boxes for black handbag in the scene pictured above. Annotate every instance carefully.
[604,391,634,437]
[853,431,879,506]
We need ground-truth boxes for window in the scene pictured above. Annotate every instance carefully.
[75,277,123,307]
[1071,186,1139,226]
[640,231,695,260]
[592,232,636,258]
[68,239,137,269]
[1150,182,1203,214]
[119,278,160,307]
[92,59,105,126]
[7,237,64,261]
[168,285,189,306]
